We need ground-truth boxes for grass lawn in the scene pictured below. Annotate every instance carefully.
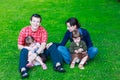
[0,0,120,80]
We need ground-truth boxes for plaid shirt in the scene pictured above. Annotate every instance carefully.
[18,26,48,45]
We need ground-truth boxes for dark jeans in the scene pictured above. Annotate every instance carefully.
[43,43,63,67]
[19,48,29,71]
[19,43,63,71]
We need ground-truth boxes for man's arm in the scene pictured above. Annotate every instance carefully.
[18,44,31,50]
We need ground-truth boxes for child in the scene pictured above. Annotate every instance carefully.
[69,29,88,69]
[25,36,47,70]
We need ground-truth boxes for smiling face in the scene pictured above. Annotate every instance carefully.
[30,17,41,31]
[66,22,76,32]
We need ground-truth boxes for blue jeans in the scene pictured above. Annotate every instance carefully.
[57,46,98,64]
[43,43,63,67]
[19,48,29,71]
[57,46,71,64]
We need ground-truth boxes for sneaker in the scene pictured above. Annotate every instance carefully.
[54,65,66,72]
[78,64,85,70]
[21,70,29,79]
[41,64,47,70]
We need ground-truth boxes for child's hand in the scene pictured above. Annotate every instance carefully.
[82,51,87,54]
[74,50,78,53]
[78,48,83,53]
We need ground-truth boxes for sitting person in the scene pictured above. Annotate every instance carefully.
[25,36,47,70]
[18,14,65,79]
[58,17,98,64]
[69,30,88,69]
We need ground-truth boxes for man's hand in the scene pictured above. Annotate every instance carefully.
[46,42,53,49]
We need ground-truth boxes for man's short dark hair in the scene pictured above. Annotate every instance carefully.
[30,14,42,22]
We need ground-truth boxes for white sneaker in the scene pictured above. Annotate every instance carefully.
[78,64,85,70]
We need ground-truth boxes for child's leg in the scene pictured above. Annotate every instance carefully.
[27,52,32,63]
[26,52,37,67]
[70,57,77,68]
[35,56,47,70]
[75,53,80,63]
[28,52,37,62]
[78,52,88,69]
[35,56,44,65]
[70,54,78,68]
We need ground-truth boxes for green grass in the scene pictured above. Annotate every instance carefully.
[0,0,120,80]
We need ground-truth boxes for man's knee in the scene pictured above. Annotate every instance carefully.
[20,48,29,55]
[21,48,28,52]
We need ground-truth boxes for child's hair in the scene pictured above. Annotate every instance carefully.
[25,36,34,46]
[72,29,82,38]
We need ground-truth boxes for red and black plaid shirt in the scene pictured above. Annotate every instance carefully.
[18,26,48,45]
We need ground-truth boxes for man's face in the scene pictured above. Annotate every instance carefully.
[30,17,41,31]
[66,23,76,32]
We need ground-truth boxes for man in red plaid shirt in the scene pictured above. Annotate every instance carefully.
[18,14,65,79]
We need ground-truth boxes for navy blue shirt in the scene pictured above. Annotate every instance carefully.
[60,28,93,49]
